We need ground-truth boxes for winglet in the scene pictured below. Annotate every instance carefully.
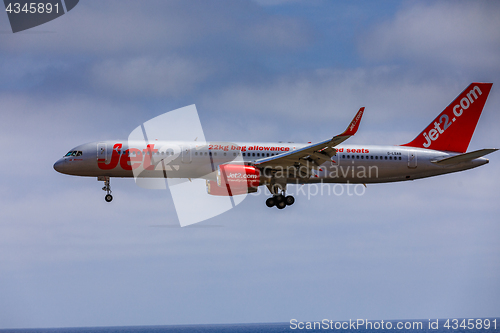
[341,107,364,136]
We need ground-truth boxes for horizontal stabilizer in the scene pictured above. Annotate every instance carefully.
[432,148,498,165]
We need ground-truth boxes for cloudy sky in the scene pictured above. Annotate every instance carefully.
[1,0,499,329]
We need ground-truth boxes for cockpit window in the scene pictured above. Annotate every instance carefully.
[64,151,83,157]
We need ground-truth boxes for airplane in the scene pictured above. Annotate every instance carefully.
[54,82,497,209]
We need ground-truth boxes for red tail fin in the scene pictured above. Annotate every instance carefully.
[402,83,493,153]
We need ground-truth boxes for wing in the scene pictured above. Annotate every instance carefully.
[253,107,364,172]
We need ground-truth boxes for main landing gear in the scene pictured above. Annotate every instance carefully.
[266,194,295,209]
[99,176,113,202]
[265,184,294,209]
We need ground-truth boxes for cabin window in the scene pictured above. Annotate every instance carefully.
[399,156,402,160]
[385,156,387,160]
[243,153,246,156]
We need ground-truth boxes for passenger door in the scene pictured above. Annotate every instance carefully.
[97,142,108,163]
[408,151,417,168]
[181,145,192,164]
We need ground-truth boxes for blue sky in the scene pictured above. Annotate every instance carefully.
[0,0,499,328]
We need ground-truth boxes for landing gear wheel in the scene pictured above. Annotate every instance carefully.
[285,195,295,206]
[266,197,276,207]
[276,201,286,209]
[105,194,113,202]
[275,194,285,203]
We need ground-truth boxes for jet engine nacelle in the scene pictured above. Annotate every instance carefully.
[206,164,262,196]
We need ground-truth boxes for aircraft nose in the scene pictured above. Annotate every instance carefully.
[53,159,66,174]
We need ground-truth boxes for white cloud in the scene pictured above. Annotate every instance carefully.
[359,1,500,71]
[91,56,211,97]
[200,66,500,145]
[0,0,310,56]
[0,92,155,181]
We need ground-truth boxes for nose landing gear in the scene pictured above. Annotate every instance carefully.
[99,176,113,202]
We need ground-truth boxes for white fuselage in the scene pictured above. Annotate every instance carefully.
[53,140,488,184]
